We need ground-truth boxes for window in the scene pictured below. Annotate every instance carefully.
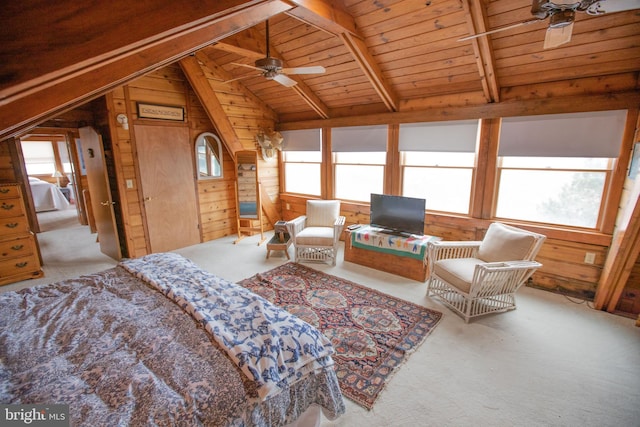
[495,157,611,228]
[402,152,475,213]
[332,125,387,202]
[281,129,322,196]
[334,151,385,201]
[195,132,223,179]
[399,120,478,214]
[495,111,625,229]
[21,140,56,175]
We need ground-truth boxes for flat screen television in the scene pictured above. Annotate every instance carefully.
[370,193,426,236]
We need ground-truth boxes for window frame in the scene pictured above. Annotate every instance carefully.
[493,156,615,229]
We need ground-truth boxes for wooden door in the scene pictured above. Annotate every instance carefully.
[134,124,199,253]
[78,126,122,260]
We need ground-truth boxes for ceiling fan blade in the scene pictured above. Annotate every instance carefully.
[223,74,260,84]
[588,0,640,14]
[273,74,298,87]
[231,62,264,72]
[543,21,574,49]
[281,66,326,75]
[458,18,544,42]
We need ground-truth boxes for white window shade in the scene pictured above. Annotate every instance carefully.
[499,110,627,157]
[399,120,479,152]
[331,125,388,152]
[281,129,322,151]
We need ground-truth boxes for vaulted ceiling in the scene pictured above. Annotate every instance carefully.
[204,0,640,123]
[1,0,639,139]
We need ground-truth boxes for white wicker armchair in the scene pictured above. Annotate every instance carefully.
[426,222,546,323]
[287,200,345,266]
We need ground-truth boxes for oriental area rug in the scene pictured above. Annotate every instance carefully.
[237,262,443,410]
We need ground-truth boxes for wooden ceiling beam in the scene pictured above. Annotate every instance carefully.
[461,0,500,103]
[194,47,278,122]
[340,32,399,112]
[285,0,398,112]
[0,0,293,141]
[214,25,331,119]
[211,27,267,60]
[284,0,358,36]
[180,55,245,160]
[277,91,640,129]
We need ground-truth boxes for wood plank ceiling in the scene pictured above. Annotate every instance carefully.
[201,0,640,124]
[1,0,639,138]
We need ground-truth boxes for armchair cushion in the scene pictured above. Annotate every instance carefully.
[306,200,340,227]
[433,258,484,294]
[478,223,536,263]
[296,227,335,246]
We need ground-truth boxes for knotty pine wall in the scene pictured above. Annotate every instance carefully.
[106,64,278,258]
[280,193,609,300]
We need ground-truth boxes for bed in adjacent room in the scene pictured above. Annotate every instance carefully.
[27,177,71,212]
[0,253,345,426]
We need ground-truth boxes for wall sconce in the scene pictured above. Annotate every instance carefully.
[255,129,283,161]
[116,113,129,130]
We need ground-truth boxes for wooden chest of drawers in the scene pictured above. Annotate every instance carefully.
[0,183,43,286]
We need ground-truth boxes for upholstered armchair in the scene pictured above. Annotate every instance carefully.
[287,200,345,266]
[426,222,546,323]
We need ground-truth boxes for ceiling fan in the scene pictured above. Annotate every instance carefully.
[230,20,325,87]
[460,0,640,49]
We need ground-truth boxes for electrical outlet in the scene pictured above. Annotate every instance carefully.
[126,179,134,189]
[584,252,596,264]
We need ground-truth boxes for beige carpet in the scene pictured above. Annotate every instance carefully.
[4,206,640,427]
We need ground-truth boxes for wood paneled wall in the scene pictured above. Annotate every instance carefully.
[281,191,611,301]
[105,63,279,256]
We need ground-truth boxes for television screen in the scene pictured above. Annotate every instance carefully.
[370,193,426,236]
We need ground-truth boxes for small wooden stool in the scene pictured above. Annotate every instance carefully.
[266,221,292,259]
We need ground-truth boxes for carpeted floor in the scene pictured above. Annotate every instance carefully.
[4,207,640,426]
[238,262,442,410]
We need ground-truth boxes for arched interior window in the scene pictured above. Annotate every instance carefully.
[195,132,223,179]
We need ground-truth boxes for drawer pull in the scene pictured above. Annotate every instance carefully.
[11,245,24,251]
[1,203,14,210]
[0,188,9,194]
[15,262,28,268]
[5,223,19,228]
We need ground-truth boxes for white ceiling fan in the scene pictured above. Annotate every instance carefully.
[230,20,325,87]
[460,0,640,49]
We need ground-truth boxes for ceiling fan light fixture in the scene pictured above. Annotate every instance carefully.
[255,57,283,71]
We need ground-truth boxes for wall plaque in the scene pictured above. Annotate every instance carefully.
[137,103,184,121]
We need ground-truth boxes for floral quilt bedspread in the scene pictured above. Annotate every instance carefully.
[120,253,336,400]
[0,254,344,426]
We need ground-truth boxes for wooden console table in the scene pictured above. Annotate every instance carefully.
[344,225,441,282]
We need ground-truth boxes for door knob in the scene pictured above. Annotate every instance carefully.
[100,201,114,206]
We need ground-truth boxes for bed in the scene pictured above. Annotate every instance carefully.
[27,177,70,212]
[0,253,345,426]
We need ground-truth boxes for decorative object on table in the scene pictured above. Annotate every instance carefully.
[238,262,443,410]
[427,222,546,323]
[287,200,345,266]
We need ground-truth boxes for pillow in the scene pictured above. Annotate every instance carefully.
[477,223,536,262]
[306,200,340,227]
